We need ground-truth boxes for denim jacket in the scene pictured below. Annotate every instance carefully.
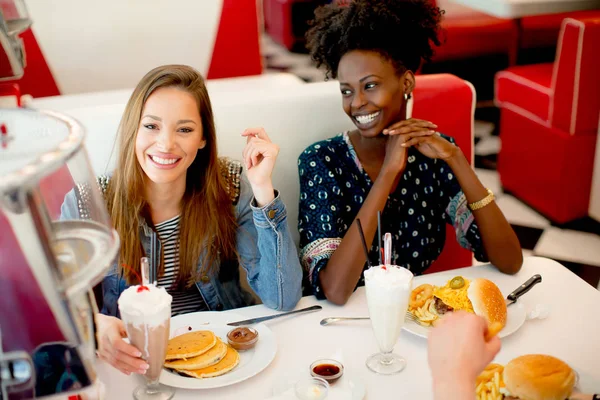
[60,159,302,315]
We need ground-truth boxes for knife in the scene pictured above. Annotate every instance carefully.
[506,274,542,306]
[227,305,323,326]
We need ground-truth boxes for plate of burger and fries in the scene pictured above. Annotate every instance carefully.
[475,354,599,400]
[402,274,542,339]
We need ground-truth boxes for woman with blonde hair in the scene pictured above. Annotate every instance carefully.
[61,65,302,375]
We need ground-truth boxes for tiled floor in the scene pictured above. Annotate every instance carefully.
[261,34,600,290]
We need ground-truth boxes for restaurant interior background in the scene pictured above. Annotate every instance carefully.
[1,0,599,290]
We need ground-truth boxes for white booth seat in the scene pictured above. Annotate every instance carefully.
[30,73,351,247]
[29,72,476,268]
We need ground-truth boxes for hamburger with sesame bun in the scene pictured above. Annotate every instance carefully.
[429,277,507,328]
[501,354,576,400]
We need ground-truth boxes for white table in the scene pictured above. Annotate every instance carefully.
[448,0,600,18]
[95,257,600,399]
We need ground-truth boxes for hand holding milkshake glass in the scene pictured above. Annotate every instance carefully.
[364,232,413,374]
[118,258,174,399]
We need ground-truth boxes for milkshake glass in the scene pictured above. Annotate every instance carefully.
[118,284,173,399]
[364,265,413,374]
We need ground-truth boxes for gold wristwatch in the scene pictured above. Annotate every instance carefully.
[468,188,495,211]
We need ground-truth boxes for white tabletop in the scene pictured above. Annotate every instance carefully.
[448,0,600,18]
[95,257,600,399]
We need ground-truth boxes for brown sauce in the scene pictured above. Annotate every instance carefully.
[312,364,340,377]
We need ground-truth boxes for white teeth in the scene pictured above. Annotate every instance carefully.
[355,111,380,125]
[150,155,178,165]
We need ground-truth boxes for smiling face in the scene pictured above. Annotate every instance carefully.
[135,86,206,186]
[338,50,413,138]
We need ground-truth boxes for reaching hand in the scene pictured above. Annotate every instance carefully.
[428,311,501,389]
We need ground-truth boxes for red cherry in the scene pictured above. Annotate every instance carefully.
[137,285,150,293]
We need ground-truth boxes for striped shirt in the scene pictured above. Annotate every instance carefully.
[155,215,208,316]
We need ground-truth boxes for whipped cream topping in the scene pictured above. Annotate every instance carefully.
[118,284,172,327]
[364,265,413,288]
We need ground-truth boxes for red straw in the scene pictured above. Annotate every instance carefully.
[121,264,150,292]
[1,124,7,149]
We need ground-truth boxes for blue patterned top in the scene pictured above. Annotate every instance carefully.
[298,132,487,299]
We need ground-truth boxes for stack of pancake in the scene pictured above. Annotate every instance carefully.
[164,330,240,378]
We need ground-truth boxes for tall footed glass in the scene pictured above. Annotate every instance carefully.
[118,283,174,399]
[364,265,413,375]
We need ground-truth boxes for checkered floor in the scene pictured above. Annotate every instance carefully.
[261,34,600,290]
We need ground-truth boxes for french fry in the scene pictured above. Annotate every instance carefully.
[476,364,504,400]
[485,322,503,341]
[478,370,494,382]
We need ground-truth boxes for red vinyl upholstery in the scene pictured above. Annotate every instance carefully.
[495,17,600,223]
[431,0,518,63]
[520,9,600,49]
[413,74,476,273]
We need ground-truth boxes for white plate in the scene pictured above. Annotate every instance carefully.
[401,275,528,339]
[271,373,366,400]
[159,311,277,389]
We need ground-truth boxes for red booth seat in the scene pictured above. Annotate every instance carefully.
[435,10,518,62]
[520,9,600,49]
[495,17,600,223]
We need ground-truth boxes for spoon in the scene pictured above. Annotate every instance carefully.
[320,317,370,326]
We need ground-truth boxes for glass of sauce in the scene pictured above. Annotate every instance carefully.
[310,359,344,383]
[227,327,259,350]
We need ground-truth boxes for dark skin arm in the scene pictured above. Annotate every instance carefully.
[397,132,523,274]
[318,120,436,305]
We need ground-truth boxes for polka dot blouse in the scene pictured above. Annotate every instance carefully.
[298,131,487,299]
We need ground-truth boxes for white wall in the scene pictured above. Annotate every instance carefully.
[25,0,223,94]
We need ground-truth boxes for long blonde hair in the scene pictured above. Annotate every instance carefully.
[107,65,238,287]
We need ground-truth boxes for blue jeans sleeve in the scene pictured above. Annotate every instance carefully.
[235,174,302,311]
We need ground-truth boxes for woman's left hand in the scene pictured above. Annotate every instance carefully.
[403,132,457,160]
[385,121,457,161]
[241,128,279,205]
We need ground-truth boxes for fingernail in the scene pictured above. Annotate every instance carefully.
[429,130,436,134]
[431,123,438,128]
[142,363,150,370]
[138,369,147,375]
[401,143,407,147]
[135,351,142,357]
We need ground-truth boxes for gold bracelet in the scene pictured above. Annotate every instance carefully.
[468,188,495,211]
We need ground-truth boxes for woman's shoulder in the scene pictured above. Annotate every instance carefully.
[218,157,243,205]
[299,133,346,163]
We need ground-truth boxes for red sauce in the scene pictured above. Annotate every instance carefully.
[312,364,340,377]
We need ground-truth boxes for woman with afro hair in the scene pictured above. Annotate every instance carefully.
[298,0,522,305]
